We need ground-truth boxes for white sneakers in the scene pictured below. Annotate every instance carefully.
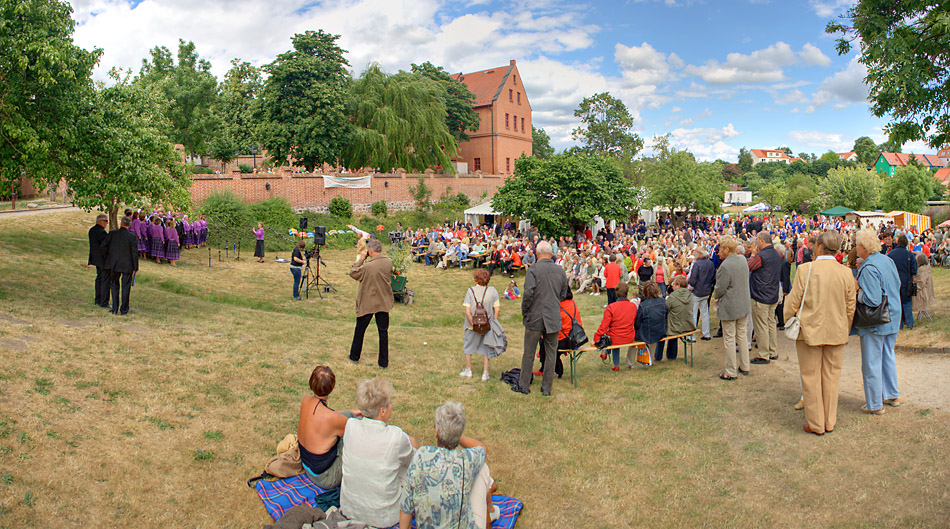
[481,371,490,381]
[459,368,472,378]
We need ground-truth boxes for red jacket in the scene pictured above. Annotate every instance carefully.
[594,299,637,346]
[559,299,583,341]
[603,262,621,289]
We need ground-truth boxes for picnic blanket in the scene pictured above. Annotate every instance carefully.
[255,475,524,528]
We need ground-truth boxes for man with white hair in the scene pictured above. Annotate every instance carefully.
[688,246,716,341]
[514,240,569,396]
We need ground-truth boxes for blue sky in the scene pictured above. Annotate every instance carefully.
[69,0,922,161]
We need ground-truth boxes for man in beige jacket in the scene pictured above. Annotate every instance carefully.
[783,231,856,435]
[349,238,395,368]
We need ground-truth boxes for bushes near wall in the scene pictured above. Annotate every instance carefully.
[371,200,388,217]
[197,192,298,253]
[329,197,353,219]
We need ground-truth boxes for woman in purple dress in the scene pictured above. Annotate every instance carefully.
[164,218,180,266]
[148,216,166,263]
[131,212,148,257]
[253,222,265,263]
[181,216,194,249]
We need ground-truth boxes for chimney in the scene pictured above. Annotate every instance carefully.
[510,59,516,65]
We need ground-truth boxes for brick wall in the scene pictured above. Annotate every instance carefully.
[189,168,505,209]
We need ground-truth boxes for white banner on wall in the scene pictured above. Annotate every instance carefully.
[323,175,371,189]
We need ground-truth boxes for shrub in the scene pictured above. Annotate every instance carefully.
[408,177,432,212]
[188,163,214,174]
[328,197,353,219]
[455,192,470,208]
[238,163,254,174]
[371,200,388,217]
[249,197,298,252]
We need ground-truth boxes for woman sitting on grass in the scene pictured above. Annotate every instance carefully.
[297,365,360,489]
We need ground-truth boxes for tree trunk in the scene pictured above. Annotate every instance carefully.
[109,200,119,232]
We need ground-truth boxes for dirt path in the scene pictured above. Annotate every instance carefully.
[769,333,950,411]
[0,205,80,218]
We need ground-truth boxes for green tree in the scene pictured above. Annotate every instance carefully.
[737,147,753,172]
[882,164,933,213]
[571,92,643,159]
[822,167,881,211]
[532,126,555,159]
[72,71,191,229]
[410,61,480,143]
[785,173,819,213]
[408,177,433,213]
[343,64,457,173]
[819,151,840,163]
[491,154,635,236]
[137,39,218,159]
[777,146,793,156]
[852,136,878,167]
[758,182,788,212]
[743,171,764,193]
[797,152,817,163]
[208,59,263,164]
[644,136,726,216]
[828,1,950,148]
[257,30,350,172]
[877,139,902,153]
[0,0,100,200]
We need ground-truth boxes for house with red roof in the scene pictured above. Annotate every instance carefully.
[451,60,532,175]
[837,151,858,162]
[750,149,799,165]
[874,152,946,176]
[934,167,950,186]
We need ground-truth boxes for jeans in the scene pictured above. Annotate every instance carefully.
[900,298,914,329]
[657,282,667,298]
[350,312,390,367]
[859,332,899,411]
[691,294,711,338]
[654,338,678,361]
[425,253,436,266]
[291,266,302,299]
[109,271,133,315]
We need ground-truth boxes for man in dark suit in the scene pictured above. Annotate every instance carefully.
[88,214,110,308]
[888,234,918,329]
[514,241,569,396]
[102,215,139,315]
[776,244,792,330]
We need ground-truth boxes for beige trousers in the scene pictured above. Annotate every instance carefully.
[751,299,778,360]
[796,341,845,433]
[722,318,750,377]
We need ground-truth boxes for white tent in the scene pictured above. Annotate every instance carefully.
[743,202,770,213]
[464,201,500,226]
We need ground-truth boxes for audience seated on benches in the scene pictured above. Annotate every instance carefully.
[635,281,668,363]
[594,282,638,371]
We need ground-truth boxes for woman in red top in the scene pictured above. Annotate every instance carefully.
[534,291,584,379]
[594,282,638,372]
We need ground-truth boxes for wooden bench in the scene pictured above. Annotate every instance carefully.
[558,329,700,387]
[459,258,474,269]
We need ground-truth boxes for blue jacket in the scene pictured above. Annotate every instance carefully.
[688,257,716,297]
[856,252,902,336]
[635,297,668,343]
[887,246,918,302]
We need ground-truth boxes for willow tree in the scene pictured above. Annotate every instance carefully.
[343,64,457,173]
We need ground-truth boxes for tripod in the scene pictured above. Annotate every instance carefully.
[304,246,336,299]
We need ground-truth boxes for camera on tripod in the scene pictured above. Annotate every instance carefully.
[388,231,405,244]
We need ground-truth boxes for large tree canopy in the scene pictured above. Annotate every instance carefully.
[72,72,191,229]
[643,136,725,216]
[828,1,950,148]
[410,61,480,143]
[343,64,457,173]
[531,126,554,159]
[571,92,643,159]
[852,136,878,167]
[491,154,636,237]
[257,30,350,172]
[137,39,218,158]
[881,164,935,213]
[822,167,881,211]
[208,59,263,164]
[0,0,100,197]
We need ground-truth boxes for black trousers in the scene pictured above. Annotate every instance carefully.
[95,266,111,306]
[606,288,617,305]
[654,338,678,361]
[775,300,785,327]
[539,337,567,377]
[109,271,133,315]
[350,312,389,367]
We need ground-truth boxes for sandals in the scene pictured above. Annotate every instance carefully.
[719,373,737,381]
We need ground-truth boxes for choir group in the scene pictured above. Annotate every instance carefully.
[128,208,208,266]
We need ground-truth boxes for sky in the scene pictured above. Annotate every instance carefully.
[67,0,931,162]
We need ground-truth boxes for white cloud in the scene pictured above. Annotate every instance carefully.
[799,43,831,66]
[668,123,742,161]
[809,0,852,18]
[811,56,868,107]
[683,42,831,85]
[671,106,682,113]
[788,129,851,152]
[614,42,681,88]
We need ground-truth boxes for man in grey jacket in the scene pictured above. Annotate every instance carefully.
[712,235,751,380]
[514,241,569,396]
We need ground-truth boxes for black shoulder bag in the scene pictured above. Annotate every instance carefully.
[853,265,891,328]
[906,253,918,297]
[561,304,588,349]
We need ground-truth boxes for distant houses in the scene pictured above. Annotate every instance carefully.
[750,149,801,165]
[874,152,947,176]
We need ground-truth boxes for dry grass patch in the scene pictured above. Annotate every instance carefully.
[1,210,950,528]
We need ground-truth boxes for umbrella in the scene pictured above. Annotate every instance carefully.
[938,219,950,228]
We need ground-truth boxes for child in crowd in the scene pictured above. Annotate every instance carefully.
[504,280,521,300]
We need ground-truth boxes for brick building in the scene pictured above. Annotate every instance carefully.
[452,60,532,175]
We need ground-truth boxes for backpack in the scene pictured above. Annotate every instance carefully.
[470,287,491,334]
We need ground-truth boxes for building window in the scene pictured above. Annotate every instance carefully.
[513,115,517,130]
[506,158,511,172]
[509,89,513,102]
[517,92,521,104]
[505,113,509,128]
[521,117,525,131]
[473,158,481,171]
[513,75,517,85]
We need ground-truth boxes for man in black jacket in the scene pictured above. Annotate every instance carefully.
[87,214,110,308]
[888,234,918,329]
[102,216,139,315]
[775,244,792,331]
[748,232,782,364]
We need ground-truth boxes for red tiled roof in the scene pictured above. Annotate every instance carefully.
[935,168,950,185]
[837,151,856,157]
[937,146,950,159]
[880,152,947,168]
[751,149,790,160]
[452,61,516,107]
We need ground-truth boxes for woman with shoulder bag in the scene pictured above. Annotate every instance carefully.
[853,229,903,415]
[461,269,502,381]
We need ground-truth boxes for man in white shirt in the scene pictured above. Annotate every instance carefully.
[341,378,418,528]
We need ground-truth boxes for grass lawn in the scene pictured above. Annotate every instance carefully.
[1,210,950,528]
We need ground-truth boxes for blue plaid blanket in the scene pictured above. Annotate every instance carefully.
[255,475,523,528]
